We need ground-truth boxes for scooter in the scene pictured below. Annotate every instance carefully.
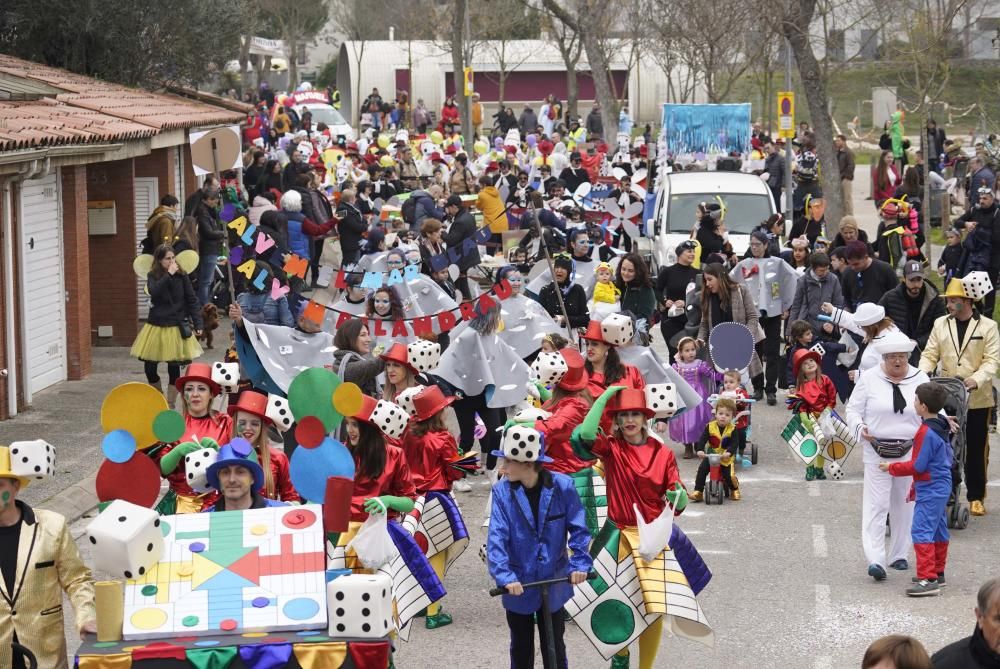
[703,452,729,505]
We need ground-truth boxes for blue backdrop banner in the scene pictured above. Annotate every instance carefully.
[661,103,751,156]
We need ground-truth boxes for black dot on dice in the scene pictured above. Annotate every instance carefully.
[362,608,370,616]
[124,570,132,578]
[382,589,387,597]
[89,536,96,544]
[511,447,520,456]
[525,450,535,459]
[336,592,344,601]
[138,566,145,575]
[279,409,287,415]
[33,466,40,472]
[21,457,27,463]
[337,623,345,632]
[10,448,17,454]
[154,518,160,527]
[362,593,370,601]
[336,608,344,616]
[362,623,371,633]
[118,516,127,522]
[147,543,154,551]
[527,434,536,442]
[384,620,389,629]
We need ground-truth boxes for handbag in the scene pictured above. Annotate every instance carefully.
[178,320,193,339]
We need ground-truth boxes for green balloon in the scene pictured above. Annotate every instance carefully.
[287,368,343,432]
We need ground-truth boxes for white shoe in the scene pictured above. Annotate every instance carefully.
[454,480,472,492]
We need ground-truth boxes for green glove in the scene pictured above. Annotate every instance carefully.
[198,437,221,452]
[503,418,536,430]
[363,495,415,515]
[580,386,625,443]
[160,441,203,476]
[666,482,688,514]
[535,382,552,403]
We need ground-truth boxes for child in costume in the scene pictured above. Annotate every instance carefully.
[936,227,962,284]
[400,385,467,629]
[571,387,711,669]
[786,319,853,401]
[487,425,593,669]
[153,363,233,513]
[880,381,953,597]
[539,331,569,354]
[719,369,750,458]
[669,337,721,459]
[789,348,838,480]
[591,261,621,310]
[690,399,741,502]
[228,391,300,503]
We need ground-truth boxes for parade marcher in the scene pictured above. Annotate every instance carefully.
[228,391,300,503]
[670,336,722,459]
[0,447,96,669]
[697,263,764,381]
[789,251,845,344]
[615,253,657,326]
[830,216,873,256]
[954,185,1000,314]
[789,348,838,480]
[919,277,1000,517]
[846,330,929,582]
[442,194,480,301]
[332,319,386,398]
[880,381,952,597]
[154,362,233,513]
[689,399,742,501]
[931,577,1000,668]
[538,253,590,329]
[205,441,289,511]
[581,318,645,404]
[571,387,710,669]
[657,240,701,360]
[131,245,204,404]
[144,194,180,252]
[401,386,465,628]
[879,260,946,365]
[823,302,902,376]
[487,424,593,669]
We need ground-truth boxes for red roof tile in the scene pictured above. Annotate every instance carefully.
[0,99,156,151]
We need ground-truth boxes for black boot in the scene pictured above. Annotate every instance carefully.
[751,375,764,401]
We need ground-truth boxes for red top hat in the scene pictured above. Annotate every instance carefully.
[175,362,221,395]
[380,343,417,374]
[557,348,589,391]
[792,348,822,379]
[354,395,379,424]
[487,161,500,172]
[430,152,445,163]
[445,144,457,155]
[411,385,455,422]
[607,388,655,418]
[580,320,609,345]
[227,390,272,424]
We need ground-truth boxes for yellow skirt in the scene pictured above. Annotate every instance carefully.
[131,323,203,363]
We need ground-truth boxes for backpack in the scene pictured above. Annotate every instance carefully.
[140,235,155,255]
[401,196,419,224]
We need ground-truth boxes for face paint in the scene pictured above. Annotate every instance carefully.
[1,490,11,509]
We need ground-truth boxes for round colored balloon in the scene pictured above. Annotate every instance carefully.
[379,155,395,168]
[287,368,343,431]
[102,429,137,464]
[430,131,444,145]
[474,140,488,155]
[102,383,169,450]
[152,410,186,443]
[377,134,391,149]
[289,438,355,502]
[95,452,161,507]
[295,416,327,449]
[332,382,363,417]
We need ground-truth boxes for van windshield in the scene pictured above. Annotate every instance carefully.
[666,193,773,234]
[297,106,348,128]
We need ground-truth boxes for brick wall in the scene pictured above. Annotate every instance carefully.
[0,187,8,419]
[61,165,91,379]
[134,147,178,202]
[87,159,138,346]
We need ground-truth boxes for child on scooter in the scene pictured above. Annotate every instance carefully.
[690,399,741,502]
[719,370,750,458]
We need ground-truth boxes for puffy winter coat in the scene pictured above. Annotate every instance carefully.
[878,282,946,353]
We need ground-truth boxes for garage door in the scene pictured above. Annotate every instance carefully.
[135,177,159,319]
[19,172,66,396]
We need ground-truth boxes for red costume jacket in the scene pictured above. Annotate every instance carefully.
[350,445,417,522]
[154,412,233,508]
[794,376,837,416]
[537,396,591,474]
[259,447,301,502]
[588,434,682,526]
[400,430,463,496]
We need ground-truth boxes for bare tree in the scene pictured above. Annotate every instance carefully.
[541,11,584,117]
[259,0,330,88]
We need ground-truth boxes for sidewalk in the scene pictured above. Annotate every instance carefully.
[0,344,225,520]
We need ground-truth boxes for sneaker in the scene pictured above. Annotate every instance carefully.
[805,466,816,481]
[610,653,630,668]
[868,564,887,581]
[766,393,777,406]
[453,480,472,492]
[814,468,827,480]
[890,559,909,571]
[971,500,986,516]
[913,573,946,586]
[689,490,704,503]
[906,579,940,597]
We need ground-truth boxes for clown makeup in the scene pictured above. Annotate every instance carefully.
[506,270,524,294]
[372,291,393,317]
[344,417,360,446]
[184,381,213,417]
[385,361,410,386]
[386,255,405,272]
[0,480,14,511]
[235,410,263,443]
[405,249,422,266]
[616,410,646,443]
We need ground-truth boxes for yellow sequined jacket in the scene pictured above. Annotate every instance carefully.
[0,502,96,669]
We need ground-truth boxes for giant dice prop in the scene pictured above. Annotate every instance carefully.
[406,340,441,372]
[531,352,568,386]
[963,271,994,300]
[601,313,634,347]
[644,384,678,419]
[9,439,55,480]
[371,400,408,440]
[184,448,217,493]
[212,362,240,393]
[266,394,294,431]
[394,386,423,418]
[501,426,543,463]
[85,500,164,579]
[327,573,393,639]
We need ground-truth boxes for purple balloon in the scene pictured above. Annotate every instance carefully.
[494,137,504,150]
[526,134,537,148]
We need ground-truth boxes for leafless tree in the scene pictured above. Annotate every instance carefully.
[258,0,330,88]
[541,11,584,117]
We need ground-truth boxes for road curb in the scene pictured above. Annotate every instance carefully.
[41,471,98,522]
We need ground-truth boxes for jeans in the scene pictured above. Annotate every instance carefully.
[506,607,568,669]
[196,254,217,307]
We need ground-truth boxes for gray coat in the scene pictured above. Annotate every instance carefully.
[789,269,845,334]
[697,282,763,378]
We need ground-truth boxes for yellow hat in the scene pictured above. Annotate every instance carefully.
[943,278,969,299]
[0,446,29,487]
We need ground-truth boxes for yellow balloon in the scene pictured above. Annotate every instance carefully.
[332,382,364,417]
[474,140,488,155]
[379,155,395,168]
[430,130,444,145]
[377,134,391,149]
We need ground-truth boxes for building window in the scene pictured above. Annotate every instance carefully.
[827,29,845,62]
[297,45,307,65]
[859,28,879,61]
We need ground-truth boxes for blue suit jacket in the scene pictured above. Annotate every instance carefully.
[487,470,593,614]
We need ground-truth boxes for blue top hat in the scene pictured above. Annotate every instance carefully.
[206,438,265,491]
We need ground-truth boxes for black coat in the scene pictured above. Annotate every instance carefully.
[878,281,946,356]
[537,282,589,328]
[954,202,1000,273]
[443,209,481,273]
[335,202,367,257]
[195,204,226,256]
[931,627,1000,668]
[146,272,203,328]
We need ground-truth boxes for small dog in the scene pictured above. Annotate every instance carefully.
[199,303,220,349]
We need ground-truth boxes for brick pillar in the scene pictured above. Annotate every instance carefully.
[183,143,198,198]
[134,147,178,202]
[61,165,91,379]
[87,159,138,346]
[0,186,9,419]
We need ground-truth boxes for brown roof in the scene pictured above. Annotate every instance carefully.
[0,99,156,151]
[0,54,246,149]
[165,85,255,115]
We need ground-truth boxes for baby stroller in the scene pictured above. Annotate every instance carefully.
[932,376,970,530]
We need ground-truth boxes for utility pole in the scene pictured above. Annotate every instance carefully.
[783,37,794,224]
[463,0,474,145]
